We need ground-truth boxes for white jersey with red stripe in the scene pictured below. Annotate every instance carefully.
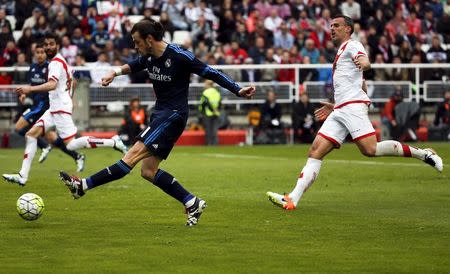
[332,39,370,108]
[47,53,74,114]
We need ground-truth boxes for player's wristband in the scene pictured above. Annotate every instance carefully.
[114,67,122,76]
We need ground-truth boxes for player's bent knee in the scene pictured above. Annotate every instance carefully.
[25,126,42,138]
[361,147,376,157]
[141,167,157,182]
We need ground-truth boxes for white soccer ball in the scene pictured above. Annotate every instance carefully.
[16,193,45,221]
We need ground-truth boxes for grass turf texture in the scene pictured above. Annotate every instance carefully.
[0,143,449,273]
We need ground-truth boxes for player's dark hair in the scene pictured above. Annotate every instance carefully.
[35,41,44,49]
[131,19,164,41]
[43,32,61,46]
[332,14,354,34]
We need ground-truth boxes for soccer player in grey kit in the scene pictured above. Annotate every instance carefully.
[60,19,256,226]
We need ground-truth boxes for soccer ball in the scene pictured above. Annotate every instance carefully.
[16,193,45,221]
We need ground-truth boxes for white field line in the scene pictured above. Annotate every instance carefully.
[179,153,436,168]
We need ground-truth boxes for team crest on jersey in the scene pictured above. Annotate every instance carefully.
[165,59,171,68]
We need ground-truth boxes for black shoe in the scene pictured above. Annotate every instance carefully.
[59,171,85,199]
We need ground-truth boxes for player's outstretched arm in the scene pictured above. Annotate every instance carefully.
[238,86,256,99]
[15,80,57,95]
[101,64,131,87]
[314,101,334,121]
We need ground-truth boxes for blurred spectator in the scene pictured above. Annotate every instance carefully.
[161,0,188,30]
[323,40,337,63]
[412,41,427,62]
[381,89,403,139]
[71,27,88,54]
[216,9,235,44]
[310,21,331,49]
[350,22,364,42]
[195,41,209,61]
[248,36,266,64]
[17,27,34,61]
[300,39,320,64]
[0,70,12,84]
[235,0,253,19]
[107,8,123,40]
[12,52,29,84]
[273,0,291,20]
[67,6,82,30]
[105,41,120,65]
[380,0,395,21]
[223,55,241,82]
[192,15,214,49]
[406,11,422,41]
[427,0,444,19]
[278,50,294,83]
[0,24,13,52]
[231,22,249,49]
[299,56,317,82]
[260,48,278,81]
[373,54,391,81]
[48,0,68,21]
[308,0,326,20]
[22,7,42,31]
[159,11,175,41]
[298,10,312,31]
[398,40,412,63]
[426,35,447,63]
[199,80,221,146]
[97,0,124,16]
[194,1,216,24]
[2,40,19,66]
[254,0,271,18]
[73,54,91,81]
[261,89,282,129]
[80,6,102,36]
[422,9,437,43]
[184,1,197,25]
[15,0,36,30]
[241,57,261,82]
[60,35,78,66]
[390,56,409,81]
[341,0,361,21]
[245,10,260,34]
[226,41,248,64]
[32,14,50,40]
[374,35,393,63]
[289,45,302,64]
[0,8,11,31]
[274,22,294,50]
[432,90,450,140]
[264,9,282,33]
[119,97,148,146]
[91,20,109,53]
[89,52,111,84]
[316,55,332,83]
[436,13,450,43]
[292,92,317,143]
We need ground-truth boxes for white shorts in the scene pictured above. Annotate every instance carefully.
[317,103,375,148]
[35,110,77,140]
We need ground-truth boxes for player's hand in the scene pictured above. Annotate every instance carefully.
[238,86,256,99]
[353,58,362,71]
[101,71,116,87]
[19,94,26,104]
[314,101,334,121]
[15,86,32,95]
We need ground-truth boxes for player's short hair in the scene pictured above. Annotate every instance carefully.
[131,19,164,41]
[332,14,354,35]
[35,41,44,49]
[43,32,61,45]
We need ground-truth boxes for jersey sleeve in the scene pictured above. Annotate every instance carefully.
[188,57,242,96]
[347,41,368,60]
[48,61,63,82]
[128,56,148,74]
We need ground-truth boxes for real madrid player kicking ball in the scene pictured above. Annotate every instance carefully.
[60,19,255,226]
[267,14,443,210]
[3,33,127,186]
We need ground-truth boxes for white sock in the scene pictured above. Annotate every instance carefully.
[289,158,322,205]
[19,136,38,179]
[81,179,88,191]
[66,136,115,150]
[184,197,196,208]
[375,140,427,160]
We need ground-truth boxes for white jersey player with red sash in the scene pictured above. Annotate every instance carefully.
[317,39,374,147]
[266,15,443,211]
[3,33,128,186]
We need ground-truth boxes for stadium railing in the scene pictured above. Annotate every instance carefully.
[0,63,449,107]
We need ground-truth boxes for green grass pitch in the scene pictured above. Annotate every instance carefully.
[0,143,449,273]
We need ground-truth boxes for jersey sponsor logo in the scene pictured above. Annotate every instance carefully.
[165,59,171,68]
[147,66,172,82]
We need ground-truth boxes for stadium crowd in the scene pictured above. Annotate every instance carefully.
[0,0,449,85]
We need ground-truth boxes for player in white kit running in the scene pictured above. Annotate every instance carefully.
[3,33,128,186]
[267,14,443,210]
